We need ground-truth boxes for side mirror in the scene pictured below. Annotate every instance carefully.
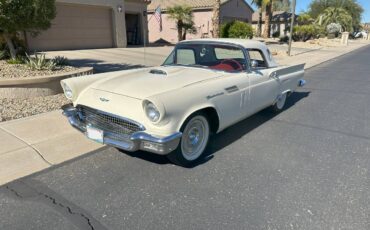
[251,60,258,69]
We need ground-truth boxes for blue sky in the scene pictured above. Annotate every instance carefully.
[247,0,370,22]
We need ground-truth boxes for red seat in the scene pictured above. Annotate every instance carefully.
[210,63,235,71]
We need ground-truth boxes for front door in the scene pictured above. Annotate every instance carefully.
[125,13,141,45]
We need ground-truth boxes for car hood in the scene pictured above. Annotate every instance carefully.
[90,66,224,99]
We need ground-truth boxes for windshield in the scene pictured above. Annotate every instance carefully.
[163,43,247,72]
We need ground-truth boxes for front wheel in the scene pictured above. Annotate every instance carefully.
[167,113,210,167]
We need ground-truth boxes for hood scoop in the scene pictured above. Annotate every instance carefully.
[149,69,167,76]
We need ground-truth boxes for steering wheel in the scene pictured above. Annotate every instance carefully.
[220,59,243,71]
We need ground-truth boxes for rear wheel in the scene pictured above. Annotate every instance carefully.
[167,113,210,167]
[271,93,287,113]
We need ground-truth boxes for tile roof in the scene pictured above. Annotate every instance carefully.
[148,0,229,11]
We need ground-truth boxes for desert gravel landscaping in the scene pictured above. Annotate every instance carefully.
[0,94,69,122]
[0,60,78,79]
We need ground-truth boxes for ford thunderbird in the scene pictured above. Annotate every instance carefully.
[61,39,305,166]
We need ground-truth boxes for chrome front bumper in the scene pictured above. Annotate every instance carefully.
[62,104,182,155]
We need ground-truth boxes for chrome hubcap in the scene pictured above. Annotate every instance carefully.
[276,94,286,110]
[181,116,209,161]
[188,128,200,145]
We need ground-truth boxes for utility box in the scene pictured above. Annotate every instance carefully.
[341,32,349,45]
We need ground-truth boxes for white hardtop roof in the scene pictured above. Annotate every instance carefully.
[179,38,268,50]
[179,38,278,68]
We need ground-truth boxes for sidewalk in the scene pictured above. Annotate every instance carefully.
[1,40,369,186]
[0,111,102,185]
[276,40,370,68]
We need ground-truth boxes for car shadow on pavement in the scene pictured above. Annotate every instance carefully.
[206,91,311,157]
[68,59,146,73]
[120,91,311,168]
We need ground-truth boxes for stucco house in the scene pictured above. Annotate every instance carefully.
[252,11,298,37]
[27,0,150,51]
[147,0,254,44]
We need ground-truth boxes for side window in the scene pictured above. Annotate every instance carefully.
[163,51,175,65]
[248,49,267,68]
[176,49,196,65]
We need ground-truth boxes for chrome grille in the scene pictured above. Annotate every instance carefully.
[77,106,144,136]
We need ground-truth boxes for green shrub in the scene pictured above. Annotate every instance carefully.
[26,53,56,70]
[228,21,253,39]
[297,13,314,25]
[7,57,24,64]
[220,21,233,38]
[0,35,27,59]
[326,23,341,38]
[52,56,69,66]
[220,21,253,39]
[0,50,9,60]
[279,35,289,43]
[272,31,280,38]
[293,25,323,42]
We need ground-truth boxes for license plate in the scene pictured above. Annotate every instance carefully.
[86,125,104,143]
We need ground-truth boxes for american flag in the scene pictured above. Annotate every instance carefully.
[154,6,162,32]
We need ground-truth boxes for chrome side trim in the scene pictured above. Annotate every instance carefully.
[225,85,239,93]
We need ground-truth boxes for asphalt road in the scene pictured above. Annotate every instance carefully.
[1,45,370,230]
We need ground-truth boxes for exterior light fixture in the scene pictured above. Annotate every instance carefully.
[117,5,123,13]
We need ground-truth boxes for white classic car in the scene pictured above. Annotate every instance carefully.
[61,39,305,166]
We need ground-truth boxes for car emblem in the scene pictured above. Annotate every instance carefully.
[100,97,110,102]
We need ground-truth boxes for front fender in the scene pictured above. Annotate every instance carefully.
[176,104,220,132]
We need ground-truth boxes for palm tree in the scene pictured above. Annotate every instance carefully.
[318,7,353,32]
[273,0,291,11]
[252,0,264,37]
[253,0,283,38]
[212,0,221,37]
[182,21,197,40]
[263,0,284,38]
[167,5,194,41]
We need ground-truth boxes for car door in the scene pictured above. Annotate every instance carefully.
[205,46,251,130]
[247,49,280,114]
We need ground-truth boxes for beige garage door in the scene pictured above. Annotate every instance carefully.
[28,3,113,51]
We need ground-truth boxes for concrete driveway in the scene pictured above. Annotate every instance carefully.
[1,45,370,229]
[45,46,174,73]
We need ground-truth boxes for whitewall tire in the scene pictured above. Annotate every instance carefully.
[167,113,210,167]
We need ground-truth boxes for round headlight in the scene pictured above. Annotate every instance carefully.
[62,83,73,99]
[144,102,161,123]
